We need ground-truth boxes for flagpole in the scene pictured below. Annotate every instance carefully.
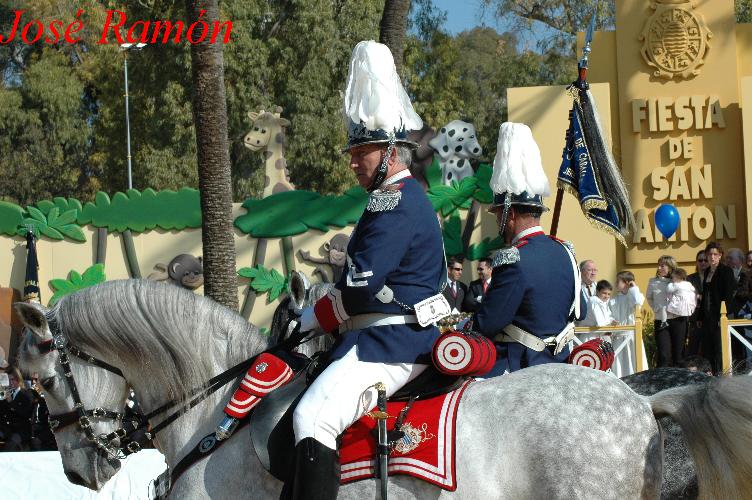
[550,189,565,237]
[550,4,598,238]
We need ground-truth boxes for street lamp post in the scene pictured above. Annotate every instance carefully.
[119,42,147,190]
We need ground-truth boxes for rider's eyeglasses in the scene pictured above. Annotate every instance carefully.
[451,267,462,271]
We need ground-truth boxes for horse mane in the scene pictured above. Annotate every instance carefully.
[47,280,269,405]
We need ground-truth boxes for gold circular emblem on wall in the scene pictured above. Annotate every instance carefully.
[639,0,712,80]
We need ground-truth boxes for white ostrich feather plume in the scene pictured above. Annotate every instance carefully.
[343,40,422,133]
[490,122,551,197]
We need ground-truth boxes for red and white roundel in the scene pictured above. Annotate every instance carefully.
[569,348,602,370]
[434,334,473,374]
[432,331,496,376]
[567,338,614,372]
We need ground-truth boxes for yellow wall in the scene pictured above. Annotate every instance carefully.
[510,0,751,293]
[507,83,618,285]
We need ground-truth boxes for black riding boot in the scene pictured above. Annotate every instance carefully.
[291,437,340,500]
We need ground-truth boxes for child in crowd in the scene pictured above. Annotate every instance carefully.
[610,271,645,325]
[666,268,697,319]
[609,271,646,378]
[661,268,695,367]
[580,280,617,327]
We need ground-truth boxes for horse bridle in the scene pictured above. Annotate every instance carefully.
[36,315,309,464]
[37,318,138,460]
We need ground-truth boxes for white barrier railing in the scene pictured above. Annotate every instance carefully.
[573,305,645,377]
[721,301,752,376]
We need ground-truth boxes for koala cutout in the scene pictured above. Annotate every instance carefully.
[148,254,204,290]
[428,120,483,185]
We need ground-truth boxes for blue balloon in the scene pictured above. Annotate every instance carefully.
[655,204,680,239]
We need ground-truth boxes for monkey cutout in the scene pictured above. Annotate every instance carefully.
[147,254,204,290]
[298,234,349,283]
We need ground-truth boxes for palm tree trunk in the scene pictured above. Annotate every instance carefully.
[379,0,411,75]
[185,0,238,311]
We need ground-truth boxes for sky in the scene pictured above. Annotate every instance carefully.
[432,0,491,34]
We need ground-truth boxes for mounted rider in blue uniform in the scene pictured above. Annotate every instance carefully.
[473,122,586,377]
[291,41,447,500]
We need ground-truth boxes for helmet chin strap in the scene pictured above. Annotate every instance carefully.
[367,134,396,193]
[496,194,512,242]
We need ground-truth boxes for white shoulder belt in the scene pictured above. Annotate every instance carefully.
[494,323,575,356]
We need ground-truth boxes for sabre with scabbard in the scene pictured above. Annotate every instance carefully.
[373,382,390,500]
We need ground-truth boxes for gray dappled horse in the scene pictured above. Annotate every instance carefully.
[15,279,752,499]
[622,368,711,500]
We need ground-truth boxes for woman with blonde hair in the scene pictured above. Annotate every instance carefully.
[646,255,678,367]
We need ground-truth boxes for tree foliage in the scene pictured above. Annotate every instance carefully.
[11,0,749,208]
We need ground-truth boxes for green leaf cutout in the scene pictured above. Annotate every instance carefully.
[48,264,106,306]
[467,235,505,261]
[442,214,464,258]
[78,188,201,232]
[0,202,24,236]
[235,187,368,238]
[238,265,288,303]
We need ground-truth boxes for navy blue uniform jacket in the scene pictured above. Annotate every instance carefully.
[313,173,444,364]
[474,231,586,376]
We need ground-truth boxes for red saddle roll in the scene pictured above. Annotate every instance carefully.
[224,352,294,419]
[432,330,496,377]
[567,338,615,372]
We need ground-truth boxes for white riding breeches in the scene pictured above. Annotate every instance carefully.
[293,346,428,450]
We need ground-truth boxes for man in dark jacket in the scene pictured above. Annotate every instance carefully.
[443,257,467,313]
[0,366,34,451]
[463,257,493,312]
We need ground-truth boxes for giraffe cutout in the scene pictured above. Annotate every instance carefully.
[244,106,295,197]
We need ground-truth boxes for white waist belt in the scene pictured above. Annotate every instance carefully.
[494,323,575,356]
[340,313,419,334]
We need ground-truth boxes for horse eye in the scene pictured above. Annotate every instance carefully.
[41,377,56,391]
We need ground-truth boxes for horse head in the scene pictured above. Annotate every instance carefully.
[271,271,334,357]
[14,301,129,491]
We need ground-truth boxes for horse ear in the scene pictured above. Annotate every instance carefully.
[248,111,259,121]
[278,118,291,127]
[288,271,310,308]
[13,302,52,342]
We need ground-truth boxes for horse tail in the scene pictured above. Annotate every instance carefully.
[649,376,752,500]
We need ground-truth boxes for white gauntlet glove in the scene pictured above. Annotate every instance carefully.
[299,306,322,334]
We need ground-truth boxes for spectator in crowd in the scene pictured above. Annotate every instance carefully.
[680,355,713,376]
[579,280,616,328]
[580,260,597,299]
[610,271,645,325]
[610,271,646,377]
[726,248,752,365]
[746,250,752,271]
[686,250,708,356]
[647,255,676,367]
[29,374,56,451]
[665,268,697,367]
[0,366,34,451]
[699,242,736,373]
[463,258,493,313]
[442,257,467,314]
